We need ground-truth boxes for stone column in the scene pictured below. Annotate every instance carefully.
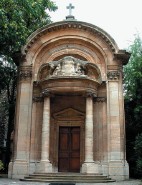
[82,91,100,174]
[39,89,52,173]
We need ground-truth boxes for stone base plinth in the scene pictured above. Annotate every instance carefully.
[8,160,28,179]
[36,160,52,173]
[109,161,129,180]
[101,162,109,176]
[81,162,100,174]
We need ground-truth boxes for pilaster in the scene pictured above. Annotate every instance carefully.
[94,97,108,175]
[9,65,33,179]
[107,70,129,180]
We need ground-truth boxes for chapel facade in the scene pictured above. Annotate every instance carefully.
[8,17,130,181]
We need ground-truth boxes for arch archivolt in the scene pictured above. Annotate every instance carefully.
[32,36,108,81]
[27,34,111,63]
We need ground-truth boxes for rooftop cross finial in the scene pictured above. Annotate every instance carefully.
[67,3,75,16]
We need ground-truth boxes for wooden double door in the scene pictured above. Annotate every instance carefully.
[58,127,80,172]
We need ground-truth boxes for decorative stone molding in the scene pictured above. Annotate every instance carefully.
[94,97,106,103]
[107,71,120,80]
[19,66,32,81]
[53,108,85,121]
[114,50,131,65]
[33,96,43,103]
[23,21,117,54]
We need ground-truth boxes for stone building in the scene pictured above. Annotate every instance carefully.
[8,14,130,181]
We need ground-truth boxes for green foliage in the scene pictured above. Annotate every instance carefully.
[0,160,4,170]
[0,0,57,57]
[124,35,142,178]
[135,134,142,173]
[124,35,142,99]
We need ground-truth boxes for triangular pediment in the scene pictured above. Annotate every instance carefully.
[53,108,85,121]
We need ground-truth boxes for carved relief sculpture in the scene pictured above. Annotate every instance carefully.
[38,56,101,84]
[51,56,86,77]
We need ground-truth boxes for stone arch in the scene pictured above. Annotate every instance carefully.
[21,21,120,83]
[22,21,119,55]
[31,36,108,81]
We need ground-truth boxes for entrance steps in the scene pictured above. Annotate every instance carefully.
[21,173,115,183]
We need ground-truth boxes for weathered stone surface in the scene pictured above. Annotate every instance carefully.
[9,20,130,181]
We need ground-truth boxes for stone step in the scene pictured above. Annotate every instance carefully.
[21,173,115,183]
[21,178,115,183]
[24,175,111,180]
[31,173,104,176]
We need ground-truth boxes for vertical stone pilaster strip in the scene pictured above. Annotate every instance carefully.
[8,65,32,178]
[107,70,129,180]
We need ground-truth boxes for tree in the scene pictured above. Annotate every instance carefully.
[0,0,57,171]
[0,0,57,57]
[135,133,142,174]
[124,35,142,178]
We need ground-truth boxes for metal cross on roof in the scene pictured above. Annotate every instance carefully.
[67,3,75,16]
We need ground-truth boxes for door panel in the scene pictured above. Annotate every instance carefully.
[58,127,80,172]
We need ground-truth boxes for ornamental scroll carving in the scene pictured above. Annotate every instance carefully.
[19,66,32,81]
[38,56,102,84]
[49,56,86,77]
[107,71,120,80]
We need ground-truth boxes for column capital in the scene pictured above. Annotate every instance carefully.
[94,97,106,103]
[107,70,120,80]
[19,65,32,82]
[85,90,97,98]
[33,96,43,103]
[41,89,51,98]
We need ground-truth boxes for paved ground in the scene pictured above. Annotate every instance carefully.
[0,178,141,185]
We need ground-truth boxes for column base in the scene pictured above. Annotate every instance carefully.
[108,160,129,180]
[101,161,109,176]
[81,161,100,174]
[8,160,28,179]
[36,160,52,173]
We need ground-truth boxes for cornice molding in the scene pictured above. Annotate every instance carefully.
[114,50,131,65]
[22,21,118,54]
